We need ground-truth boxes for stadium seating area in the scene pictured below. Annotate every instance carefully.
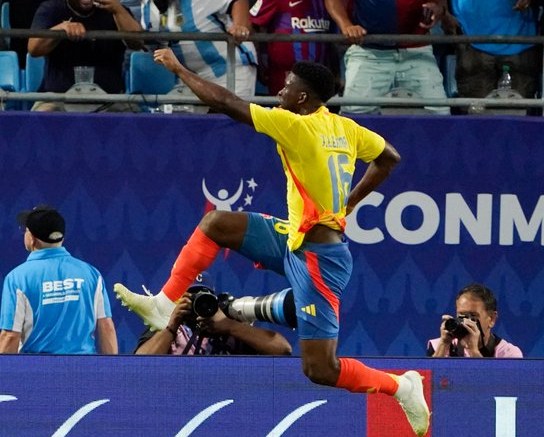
[0,0,539,115]
[0,2,179,108]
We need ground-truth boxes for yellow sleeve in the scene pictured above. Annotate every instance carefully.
[250,103,300,146]
[354,125,386,163]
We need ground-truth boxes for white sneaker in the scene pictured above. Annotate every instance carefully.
[114,283,170,331]
[394,370,430,436]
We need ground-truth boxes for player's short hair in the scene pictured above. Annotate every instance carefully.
[291,61,336,103]
[457,283,497,312]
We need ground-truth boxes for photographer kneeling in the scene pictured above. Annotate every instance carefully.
[427,284,522,358]
[134,273,292,356]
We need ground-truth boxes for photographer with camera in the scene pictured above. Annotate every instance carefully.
[133,273,292,355]
[427,283,522,358]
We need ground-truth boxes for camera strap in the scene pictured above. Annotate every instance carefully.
[449,342,463,357]
[181,330,235,355]
[451,334,500,357]
[182,329,206,355]
[479,334,500,358]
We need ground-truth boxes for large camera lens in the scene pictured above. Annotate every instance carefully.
[444,317,469,339]
[192,291,219,318]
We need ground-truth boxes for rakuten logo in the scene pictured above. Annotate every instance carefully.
[346,191,544,245]
[291,17,330,32]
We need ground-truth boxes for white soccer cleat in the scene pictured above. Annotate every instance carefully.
[114,283,170,331]
[395,370,430,437]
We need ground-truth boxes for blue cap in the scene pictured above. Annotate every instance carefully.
[187,271,215,293]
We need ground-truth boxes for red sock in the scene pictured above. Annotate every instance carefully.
[162,227,221,302]
[335,358,399,396]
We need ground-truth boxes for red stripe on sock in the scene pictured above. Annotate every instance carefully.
[162,227,220,302]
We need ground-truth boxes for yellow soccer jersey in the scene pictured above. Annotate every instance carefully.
[250,103,386,250]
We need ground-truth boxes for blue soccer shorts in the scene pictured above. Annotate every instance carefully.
[239,212,353,340]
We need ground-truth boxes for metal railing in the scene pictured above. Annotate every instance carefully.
[1,28,543,110]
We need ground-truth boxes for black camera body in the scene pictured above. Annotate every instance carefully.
[444,315,481,339]
[188,286,219,318]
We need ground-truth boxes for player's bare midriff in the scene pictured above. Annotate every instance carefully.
[304,224,343,244]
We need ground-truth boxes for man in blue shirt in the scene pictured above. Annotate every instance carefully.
[443,0,540,101]
[0,205,117,354]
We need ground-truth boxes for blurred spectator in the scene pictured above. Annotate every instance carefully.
[427,283,522,358]
[28,0,142,112]
[324,0,450,114]
[140,0,258,99]
[442,0,541,107]
[249,0,339,96]
[120,0,141,22]
[0,205,118,354]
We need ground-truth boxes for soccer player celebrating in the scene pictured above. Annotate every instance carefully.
[115,51,430,436]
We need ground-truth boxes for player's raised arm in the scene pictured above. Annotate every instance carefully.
[154,48,254,126]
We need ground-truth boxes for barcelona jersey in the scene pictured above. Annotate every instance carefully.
[250,103,385,250]
[250,0,334,93]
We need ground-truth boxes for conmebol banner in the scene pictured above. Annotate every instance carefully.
[0,114,542,355]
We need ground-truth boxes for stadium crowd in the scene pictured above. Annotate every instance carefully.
[0,0,542,114]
